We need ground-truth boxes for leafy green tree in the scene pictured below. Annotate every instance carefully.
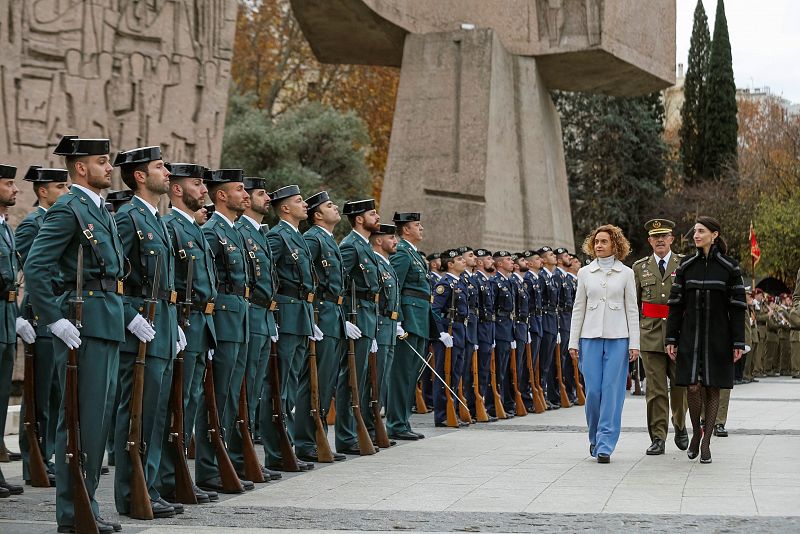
[679,0,711,184]
[703,0,738,179]
[221,93,372,238]
[754,195,800,285]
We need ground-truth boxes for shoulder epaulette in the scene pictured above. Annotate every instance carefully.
[633,256,648,266]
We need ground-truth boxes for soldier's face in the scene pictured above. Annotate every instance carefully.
[430,258,441,272]
[516,258,528,271]
[542,250,557,266]
[463,250,476,268]
[38,181,71,208]
[248,188,270,216]
[361,209,380,232]
[224,182,250,214]
[450,256,466,275]
[79,155,113,190]
[529,255,543,270]
[403,221,423,242]
[284,195,308,221]
[557,252,570,266]
[482,257,495,272]
[496,256,513,272]
[318,201,341,225]
[173,178,207,211]
[0,179,18,207]
[140,160,170,195]
[381,234,398,255]
[648,233,673,256]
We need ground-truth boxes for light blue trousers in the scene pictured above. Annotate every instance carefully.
[579,338,629,456]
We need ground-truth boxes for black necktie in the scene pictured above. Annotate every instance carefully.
[658,259,666,277]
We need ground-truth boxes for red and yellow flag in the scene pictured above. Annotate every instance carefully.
[749,222,761,266]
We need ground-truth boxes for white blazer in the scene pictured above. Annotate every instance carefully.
[568,258,640,350]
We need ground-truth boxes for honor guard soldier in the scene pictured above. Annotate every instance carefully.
[634,218,688,455]
[508,254,531,415]
[156,163,219,504]
[521,251,544,411]
[555,248,578,404]
[25,137,125,532]
[113,146,183,518]
[457,246,479,422]
[197,169,255,490]
[538,247,562,410]
[336,199,382,455]
[427,252,442,290]
[365,223,401,440]
[486,251,515,418]
[295,191,347,463]
[265,185,318,471]
[386,212,432,441]
[17,166,70,486]
[469,249,496,420]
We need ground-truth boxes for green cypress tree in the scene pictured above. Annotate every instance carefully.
[679,0,711,184]
[703,0,738,178]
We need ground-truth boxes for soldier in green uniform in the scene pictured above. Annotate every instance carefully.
[790,269,800,378]
[197,169,255,491]
[264,185,319,470]
[230,177,281,481]
[336,199,382,454]
[753,290,768,377]
[633,219,688,455]
[156,163,219,504]
[25,136,125,533]
[743,291,760,383]
[363,223,401,442]
[295,191,347,463]
[113,146,183,518]
[17,166,70,486]
[386,212,433,441]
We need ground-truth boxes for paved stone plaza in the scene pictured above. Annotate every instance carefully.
[2,377,799,533]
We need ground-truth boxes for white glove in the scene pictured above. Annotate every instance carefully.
[309,323,324,342]
[371,339,378,353]
[492,342,496,348]
[177,327,187,353]
[271,334,279,343]
[396,323,406,337]
[345,321,362,340]
[127,314,156,343]
[744,344,752,354]
[438,332,453,348]
[527,332,532,344]
[557,332,562,344]
[474,345,479,352]
[48,318,81,349]
[208,349,214,361]
[16,317,36,344]
[510,341,517,350]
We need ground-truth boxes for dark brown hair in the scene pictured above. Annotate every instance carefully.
[695,215,728,254]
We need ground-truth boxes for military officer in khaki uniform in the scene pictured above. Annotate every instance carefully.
[633,219,688,455]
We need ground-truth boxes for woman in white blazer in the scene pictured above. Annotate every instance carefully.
[568,225,640,463]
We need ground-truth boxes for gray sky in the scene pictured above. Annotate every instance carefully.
[676,0,800,103]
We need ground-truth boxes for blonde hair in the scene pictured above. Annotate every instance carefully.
[582,224,631,261]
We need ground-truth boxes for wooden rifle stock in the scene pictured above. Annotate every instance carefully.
[573,355,585,405]
[443,343,459,428]
[346,337,377,454]
[368,351,391,448]
[489,349,507,419]
[202,357,245,491]
[267,345,300,471]
[326,399,336,425]
[471,349,489,422]
[526,343,546,414]
[509,347,528,416]
[554,343,571,408]
[23,340,50,487]
[415,353,432,414]
[237,378,265,482]
[167,350,197,503]
[533,349,548,411]
[308,336,334,462]
[457,382,471,423]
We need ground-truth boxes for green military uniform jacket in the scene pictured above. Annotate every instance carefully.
[203,212,249,343]
[304,225,345,338]
[375,253,400,347]
[390,239,435,339]
[24,188,126,342]
[266,219,314,336]
[163,209,217,352]
[15,207,60,337]
[633,252,682,352]
[116,197,178,358]
[236,217,278,337]
[340,230,380,339]
[0,220,19,344]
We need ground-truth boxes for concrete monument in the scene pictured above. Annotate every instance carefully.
[0,0,238,223]
[291,0,676,251]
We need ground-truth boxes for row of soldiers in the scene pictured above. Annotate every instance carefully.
[746,291,800,381]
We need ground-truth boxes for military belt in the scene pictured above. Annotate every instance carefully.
[316,290,344,305]
[277,286,314,303]
[60,278,124,295]
[380,311,400,321]
[175,292,216,314]
[479,312,496,323]
[516,313,530,322]
[124,286,178,304]
[1,290,17,302]
[496,310,516,320]
[355,290,379,303]
[218,284,251,300]
[402,288,432,303]
[250,291,278,310]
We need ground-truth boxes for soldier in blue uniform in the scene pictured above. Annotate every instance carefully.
[508,254,532,415]
[468,249,497,421]
[521,251,544,412]
[486,251,516,419]
[457,246,479,423]
[556,247,578,404]
[538,246,562,410]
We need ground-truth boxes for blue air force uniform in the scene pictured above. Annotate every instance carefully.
[431,271,469,425]
[486,269,515,417]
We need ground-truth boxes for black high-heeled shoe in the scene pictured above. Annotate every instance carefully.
[700,443,712,464]
[687,429,702,460]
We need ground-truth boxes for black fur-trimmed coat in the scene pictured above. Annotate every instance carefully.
[665,246,746,388]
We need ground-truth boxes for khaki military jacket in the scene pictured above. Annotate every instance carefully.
[633,252,682,353]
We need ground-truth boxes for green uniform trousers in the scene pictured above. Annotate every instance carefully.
[55,337,119,527]
[294,336,342,457]
[779,332,791,375]
[334,336,372,451]
[113,351,173,512]
[361,342,395,436]
[229,334,267,473]
[641,350,687,441]
[716,388,731,425]
[386,333,426,436]
[19,337,60,479]
[0,343,14,440]
[744,341,757,381]
[790,335,800,377]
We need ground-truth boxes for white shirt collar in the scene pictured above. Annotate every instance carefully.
[567,272,577,280]
[375,251,391,265]
[543,266,555,276]
[241,214,261,230]
[279,218,299,233]
[133,195,158,216]
[445,272,459,282]
[557,266,568,275]
[172,207,195,224]
[215,211,236,228]
[430,271,441,279]
[315,224,334,237]
[71,184,103,208]
[402,238,418,251]
[654,250,672,266]
[38,206,48,213]
[513,272,524,281]
[528,270,539,279]
[353,229,370,244]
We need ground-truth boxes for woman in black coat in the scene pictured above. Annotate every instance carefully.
[665,217,746,463]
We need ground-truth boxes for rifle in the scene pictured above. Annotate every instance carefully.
[457,383,471,423]
[64,247,99,534]
[168,257,197,503]
[415,353,432,414]
[632,358,643,396]
[326,399,336,425]
[308,308,334,462]
[125,253,159,520]
[526,343,546,414]
[471,348,489,422]
[533,348,548,411]
[22,324,50,487]
[573,358,585,406]
[346,283,376,454]
[368,350,392,448]
[489,348,507,419]
[509,345,527,416]
[443,282,459,428]
[267,342,300,471]
[237,377,265,482]
[203,355,246,490]
[554,342,571,408]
